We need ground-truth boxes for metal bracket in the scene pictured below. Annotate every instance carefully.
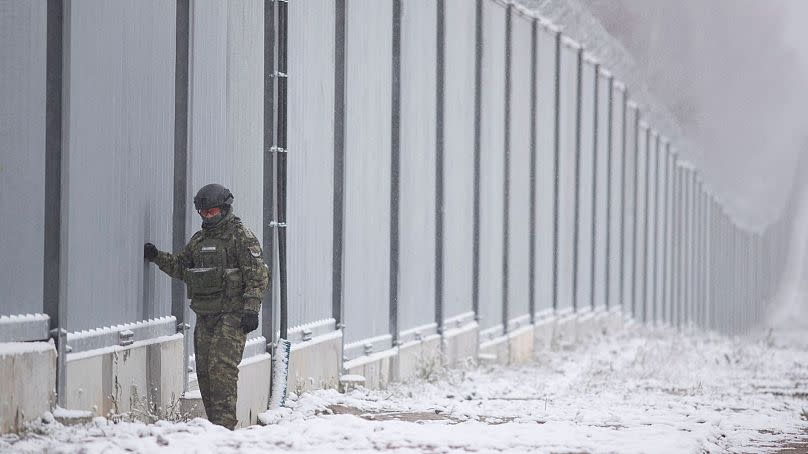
[269,146,287,153]
[118,329,134,346]
[269,72,288,79]
[269,221,287,228]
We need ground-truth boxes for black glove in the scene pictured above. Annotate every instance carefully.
[240,312,259,334]
[144,243,159,261]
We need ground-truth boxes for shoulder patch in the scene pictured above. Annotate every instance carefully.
[248,245,262,258]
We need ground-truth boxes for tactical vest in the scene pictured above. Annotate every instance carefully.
[184,235,244,315]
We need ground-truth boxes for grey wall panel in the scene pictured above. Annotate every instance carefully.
[399,0,437,334]
[534,27,557,315]
[186,0,264,344]
[575,60,596,313]
[576,61,597,310]
[557,43,579,314]
[288,0,335,328]
[644,131,658,322]
[63,1,176,331]
[633,124,648,321]
[621,105,637,314]
[0,0,46,317]
[478,0,506,334]
[506,13,533,324]
[607,86,625,310]
[442,0,475,322]
[342,0,392,346]
[593,73,610,309]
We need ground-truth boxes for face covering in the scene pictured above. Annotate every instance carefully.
[200,205,230,229]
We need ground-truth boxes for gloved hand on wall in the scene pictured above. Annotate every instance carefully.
[144,243,159,261]
[240,311,259,334]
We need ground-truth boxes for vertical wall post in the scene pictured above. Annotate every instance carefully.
[45,0,66,407]
[502,4,512,331]
[277,0,289,341]
[587,63,599,312]
[629,111,639,319]
[571,46,583,313]
[263,0,276,347]
[333,0,346,337]
[603,75,614,310]
[618,90,628,313]
[551,30,561,312]
[390,0,402,346]
[661,145,670,326]
[641,128,652,324]
[174,0,191,390]
[435,0,446,334]
[472,0,483,321]
[527,18,538,323]
[651,134,661,324]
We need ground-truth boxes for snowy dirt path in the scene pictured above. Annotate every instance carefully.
[3,327,807,454]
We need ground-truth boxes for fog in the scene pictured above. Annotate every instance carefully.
[579,0,808,228]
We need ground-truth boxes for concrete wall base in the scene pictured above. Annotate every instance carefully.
[507,326,534,365]
[442,322,479,367]
[65,334,184,418]
[533,317,555,352]
[604,310,625,334]
[592,310,610,337]
[344,348,397,390]
[575,312,597,343]
[0,342,57,433]
[235,353,271,428]
[395,334,442,382]
[479,335,509,365]
[288,331,342,394]
[554,314,577,346]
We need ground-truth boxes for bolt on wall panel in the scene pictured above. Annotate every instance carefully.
[287,0,335,329]
[399,0,437,336]
[593,72,611,310]
[63,0,176,331]
[0,0,46,317]
[442,0,476,323]
[621,105,638,313]
[534,26,558,316]
[478,0,506,335]
[185,0,265,346]
[506,12,534,325]
[556,43,580,314]
[574,60,596,314]
[342,0,393,347]
[607,86,625,310]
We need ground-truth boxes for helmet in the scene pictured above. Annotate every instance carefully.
[193,184,234,211]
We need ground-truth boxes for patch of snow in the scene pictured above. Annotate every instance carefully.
[0,341,55,357]
[5,326,807,453]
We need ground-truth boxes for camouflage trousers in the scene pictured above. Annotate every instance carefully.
[194,312,246,429]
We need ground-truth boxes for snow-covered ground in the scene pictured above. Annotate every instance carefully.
[3,324,807,454]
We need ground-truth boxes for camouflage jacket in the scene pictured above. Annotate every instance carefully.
[153,212,269,315]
